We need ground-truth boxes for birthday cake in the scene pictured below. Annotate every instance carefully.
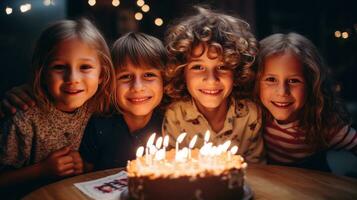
[126,133,247,200]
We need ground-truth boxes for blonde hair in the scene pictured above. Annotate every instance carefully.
[165,6,258,101]
[255,32,351,149]
[31,18,115,114]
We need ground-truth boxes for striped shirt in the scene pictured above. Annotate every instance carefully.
[264,119,357,164]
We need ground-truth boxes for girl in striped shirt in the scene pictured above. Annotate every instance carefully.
[254,32,357,174]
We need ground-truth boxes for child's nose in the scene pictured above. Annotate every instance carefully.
[64,69,80,83]
[276,82,290,96]
[204,70,219,83]
[132,77,144,91]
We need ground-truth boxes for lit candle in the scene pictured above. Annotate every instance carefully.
[155,136,163,149]
[228,145,238,161]
[163,135,169,160]
[188,135,198,160]
[146,133,156,165]
[136,146,145,158]
[204,130,210,145]
[176,132,187,157]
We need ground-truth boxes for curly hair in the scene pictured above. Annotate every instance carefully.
[31,18,115,114]
[164,6,258,101]
[254,32,351,149]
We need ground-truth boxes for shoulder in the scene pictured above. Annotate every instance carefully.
[165,100,192,118]
[235,99,261,118]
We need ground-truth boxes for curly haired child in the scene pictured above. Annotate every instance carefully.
[163,6,265,163]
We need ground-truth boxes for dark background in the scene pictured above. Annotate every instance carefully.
[1,0,356,124]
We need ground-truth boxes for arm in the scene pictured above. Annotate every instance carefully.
[329,125,357,155]
[79,117,100,172]
[0,84,35,117]
[241,102,266,164]
[0,146,76,187]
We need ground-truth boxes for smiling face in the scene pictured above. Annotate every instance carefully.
[45,38,102,112]
[184,43,234,111]
[115,60,163,119]
[259,52,307,124]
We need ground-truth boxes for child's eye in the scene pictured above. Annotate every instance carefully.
[80,64,94,70]
[264,77,277,82]
[49,64,66,71]
[217,65,230,72]
[117,74,132,81]
[288,79,303,84]
[144,72,157,78]
[191,65,204,70]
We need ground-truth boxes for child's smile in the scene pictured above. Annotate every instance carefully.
[116,60,163,118]
[185,43,233,110]
[259,52,306,124]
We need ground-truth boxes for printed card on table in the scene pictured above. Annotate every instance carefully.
[74,171,128,200]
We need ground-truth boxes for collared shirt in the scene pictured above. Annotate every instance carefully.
[80,110,163,170]
[163,99,265,163]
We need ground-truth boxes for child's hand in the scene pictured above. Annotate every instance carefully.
[69,151,84,175]
[0,84,35,116]
[42,146,75,177]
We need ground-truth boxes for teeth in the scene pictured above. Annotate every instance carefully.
[129,97,150,102]
[273,102,291,107]
[200,89,221,94]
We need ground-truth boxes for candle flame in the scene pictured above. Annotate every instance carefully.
[230,145,238,155]
[177,132,187,143]
[163,135,169,147]
[147,133,156,147]
[189,135,198,149]
[204,130,210,142]
[136,146,144,157]
[155,137,163,149]
[222,140,231,152]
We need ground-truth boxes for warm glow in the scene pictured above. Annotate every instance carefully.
[163,135,169,147]
[20,4,31,13]
[222,140,231,152]
[230,146,238,155]
[155,137,163,149]
[342,31,349,39]
[136,146,144,157]
[189,135,198,149]
[147,133,156,147]
[88,0,96,6]
[334,31,341,38]
[112,0,120,7]
[204,130,210,143]
[136,0,145,7]
[141,4,150,12]
[134,12,143,20]
[5,7,12,15]
[43,0,51,6]
[154,18,163,26]
[177,132,187,143]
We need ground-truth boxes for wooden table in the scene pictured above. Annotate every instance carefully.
[24,164,357,200]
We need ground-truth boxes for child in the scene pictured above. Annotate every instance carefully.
[163,6,265,163]
[79,32,168,170]
[255,32,357,172]
[0,18,115,195]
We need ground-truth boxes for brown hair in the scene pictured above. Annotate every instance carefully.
[254,32,351,149]
[31,18,115,114]
[164,6,258,101]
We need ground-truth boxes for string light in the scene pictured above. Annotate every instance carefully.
[43,0,53,6]
[141,4,150,12]
[334,30,341,38]
[135,12,143,20]
[88,0,96,6]
[20,4,31,13]
[137,0,145,7]
[154,18,163,26]
[112,0,120,7]
[342,31,349,39]
[5,7,13,15]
